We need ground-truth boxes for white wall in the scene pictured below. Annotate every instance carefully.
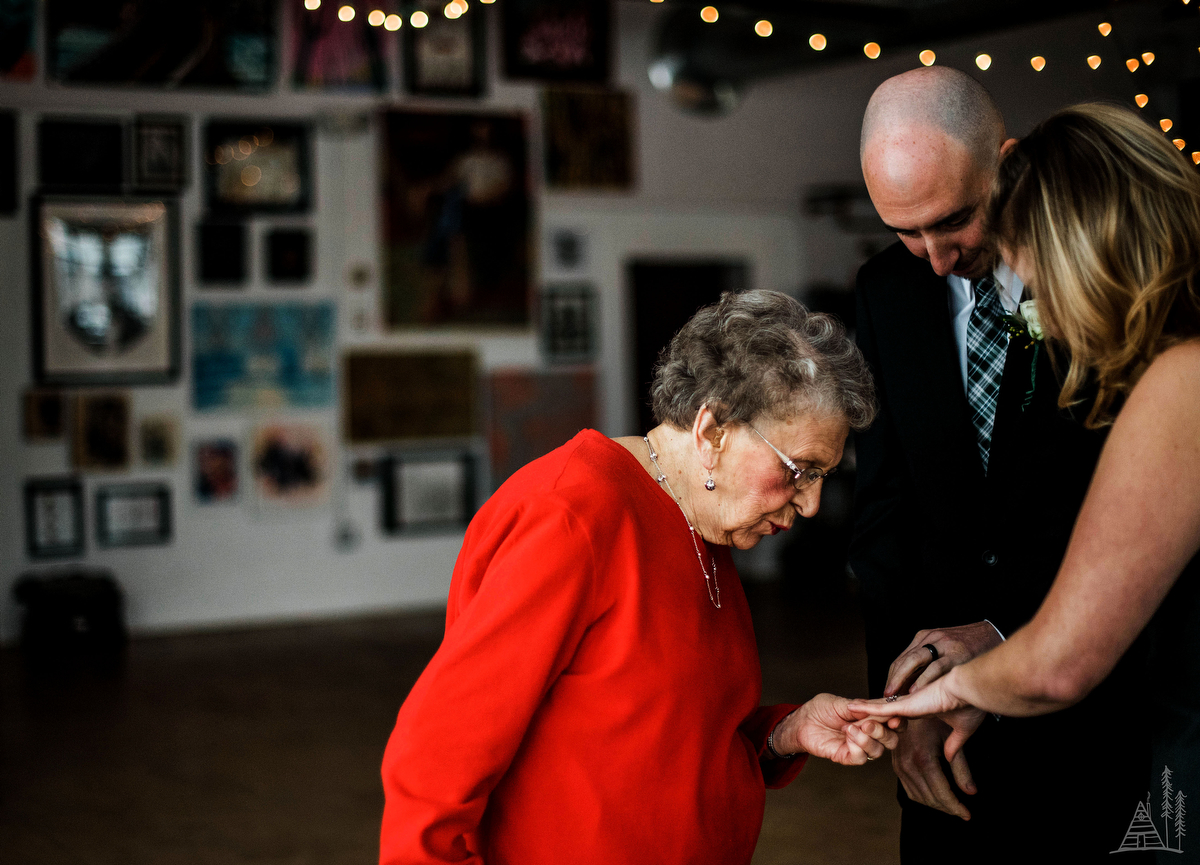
[0,2,1155,640]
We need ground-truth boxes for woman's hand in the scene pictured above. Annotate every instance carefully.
[846,670,987,763]
[773,693,899,766]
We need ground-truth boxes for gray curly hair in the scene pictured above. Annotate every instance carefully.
[649,290,876,431]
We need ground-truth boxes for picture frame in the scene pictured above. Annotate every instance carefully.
[25,476,85,559]
[139,414,180,466]
[197,221,248,285]
[542,88,633,190]
[344,350,478,443]
[488,367,595,488]
[133,115,189,192]
[204,121,312,215]
[291,0,387,92]
[0,0,35,80]
[193,438,239,504]
[250,422,331,508]
[38,119,125,194]
[95,482,172,547]
[381,450,477,535]
[404,0,486,98]
[23,389,66,441]
[501,0,610,84]
[540,282,596,363]
[32,196,181,386]
[265,228,312,283]
[72,392,131,470]
[0,111,16,215]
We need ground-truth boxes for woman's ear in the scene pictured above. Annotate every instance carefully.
[692,405,726,471]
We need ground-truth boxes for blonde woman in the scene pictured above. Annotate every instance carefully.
[850,103,1200,851]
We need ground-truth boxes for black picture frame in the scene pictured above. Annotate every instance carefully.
[265,228,312,283]
[38,118,125,194]
[25,476,85,559]
[95,482,172,547]
[133,115,189,192]
[501,0,610,84]
[197,221,247,285]
[32,196,181,386]
[0,111,16,215]
[404,0,487,98]
[540,282,596,363]
[203,120,312,215]
[381,451,477,535]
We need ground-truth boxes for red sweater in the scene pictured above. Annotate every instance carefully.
[380,430,805,865]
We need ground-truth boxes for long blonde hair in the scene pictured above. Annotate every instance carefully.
[989,102,1200,427]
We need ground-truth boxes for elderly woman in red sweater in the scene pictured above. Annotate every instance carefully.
[380,290,895,865]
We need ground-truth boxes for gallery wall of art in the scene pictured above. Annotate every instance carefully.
[0,1,1162,640]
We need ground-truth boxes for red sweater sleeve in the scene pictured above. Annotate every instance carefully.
[741,704,808,789]
[379,498,598,865]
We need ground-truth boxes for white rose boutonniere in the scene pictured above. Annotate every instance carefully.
[1003,300,1045,411]
[1018,299,1044,341]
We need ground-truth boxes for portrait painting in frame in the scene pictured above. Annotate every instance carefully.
[32,196,180,386]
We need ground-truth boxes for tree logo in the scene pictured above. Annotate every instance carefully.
[1112,766,1187,854]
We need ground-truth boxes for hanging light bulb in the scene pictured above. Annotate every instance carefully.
[1174,139,1187,150]
[304,0,321,9]
[1127,58,1140,72]
[1030,56,1046,71]
[1098,22,1112,36]
[919,49,936,66]
[1143,52,1156,65]
[367,9,385,25]
[384,13,402,29]
[754,20,772,37]
[1161,118,1174,132]
[1135,94,1149,108]
[1087,55,1102,69]
[976,53,992,70]
[864,42,881,59]
[809,33,827,50]
[411,9,428,26]
[338,4,355,21]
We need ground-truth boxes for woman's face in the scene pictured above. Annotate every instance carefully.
[709,412,848,550]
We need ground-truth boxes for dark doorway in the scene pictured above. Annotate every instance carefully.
[628,259,749,435]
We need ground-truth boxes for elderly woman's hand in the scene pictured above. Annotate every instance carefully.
[772,694,899,765]
[847,670,987,764]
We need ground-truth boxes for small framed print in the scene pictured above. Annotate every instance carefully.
[25,477,85,559]
[0,111,16,216]
[540,282,596,363]
[501,0,610,84]
[38,119,125,194]
[23,389,66,441]
[381,451,477,535]
[204,121,312,214]
[33,196,181,386]
[72,392,131,471]
[139,414,180,466]
[265,228,312,283]
[95,483,172,547]
[133,115,189,192]
[251,422,330,508]
[194,438,239,504]
[197,221,248,285]
[404,0,486,97]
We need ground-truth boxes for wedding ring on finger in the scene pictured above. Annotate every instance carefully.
[923,643,939,662]
[885,694,900,703]
[866,755,875,761]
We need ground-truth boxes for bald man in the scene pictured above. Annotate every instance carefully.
[849,67,1148,862]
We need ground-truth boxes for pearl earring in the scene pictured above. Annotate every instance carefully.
[705,472,716,491]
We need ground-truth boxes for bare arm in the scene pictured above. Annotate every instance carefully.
[851,341,1200,739]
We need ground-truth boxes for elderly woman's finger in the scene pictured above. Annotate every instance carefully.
[847,724,889,762]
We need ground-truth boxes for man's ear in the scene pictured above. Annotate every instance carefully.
[999,137,1018,159]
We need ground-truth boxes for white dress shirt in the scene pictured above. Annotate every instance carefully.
[946,262,1025,394]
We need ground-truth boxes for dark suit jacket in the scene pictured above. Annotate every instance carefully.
[850,242,1149,860]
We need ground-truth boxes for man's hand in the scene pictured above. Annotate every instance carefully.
[892,717,976,820]
[885,621,1004,697]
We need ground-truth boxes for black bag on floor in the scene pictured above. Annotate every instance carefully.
[13,570,127,670]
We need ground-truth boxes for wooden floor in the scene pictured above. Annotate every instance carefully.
[0,583,899,865]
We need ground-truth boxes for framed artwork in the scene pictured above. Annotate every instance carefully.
[0,111,16,215]
[543,89,633,190]
[38,119,124,193]
[71,392,131,470]
[191,302,335,410]
[133,115,189,192]
[549,228,586,270]
[265,228,312,283]
[139,414,179,466]
[194,438,239,504]
[502,0,610,84]
[291,0,385,92]
[381,451,477,534]
[197,222,247,284]
[23,389,66,440]
[251,422,330,508]
[0,0,35,80]
[95,483,172,547]
[25,477,85,558]
[404,0,486,97]
[46,0,276,90]
[488,368,595,487]
[344,350,478,443]
[540,282,596,363]
[204,121,311,214]
[381,110,530,326]
[32,197,181,386]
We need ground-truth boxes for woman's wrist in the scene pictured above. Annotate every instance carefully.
[766,708,803,759]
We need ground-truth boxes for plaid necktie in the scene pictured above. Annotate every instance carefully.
[965,275,1009,473]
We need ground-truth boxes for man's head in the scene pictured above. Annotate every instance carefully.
[861,67,1010,279]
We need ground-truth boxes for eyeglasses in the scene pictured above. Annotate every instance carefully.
[750,426,838,491]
